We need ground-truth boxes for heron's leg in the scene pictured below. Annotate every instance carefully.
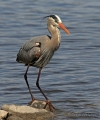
[24,64,35,104]
[36,68,55,111]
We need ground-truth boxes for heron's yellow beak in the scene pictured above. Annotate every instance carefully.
[59,23,70,35]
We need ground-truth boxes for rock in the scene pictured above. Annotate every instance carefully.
[7,115,23,120]
[30,100,55,112]
[0,110,8,119]
[1,104,47,114]
[30,100,46,109]
[1,100,55,120]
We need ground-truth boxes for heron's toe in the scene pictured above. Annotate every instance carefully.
[44,99,55,112]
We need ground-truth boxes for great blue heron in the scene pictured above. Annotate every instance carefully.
[16,14,70,111]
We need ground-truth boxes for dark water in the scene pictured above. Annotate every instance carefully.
[0,0,100,119]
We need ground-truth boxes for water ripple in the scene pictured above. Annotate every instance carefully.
[0,0,100,119]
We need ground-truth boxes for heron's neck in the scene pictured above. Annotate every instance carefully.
[47,24,61,47]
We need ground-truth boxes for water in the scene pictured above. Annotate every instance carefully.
[0,0,100,119]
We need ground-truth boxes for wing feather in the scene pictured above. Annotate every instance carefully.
[16,35,50,65]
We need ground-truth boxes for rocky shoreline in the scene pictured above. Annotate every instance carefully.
[0,100,55,120]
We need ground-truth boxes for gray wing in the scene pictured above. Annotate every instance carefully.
[16,35,50,65]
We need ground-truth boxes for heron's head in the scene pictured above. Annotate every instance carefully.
[44,14,70,34]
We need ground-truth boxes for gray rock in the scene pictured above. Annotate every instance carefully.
[1,104,47,114]
[1,100,55,120]
[0,110,8,119]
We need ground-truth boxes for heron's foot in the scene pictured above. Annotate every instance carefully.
[44,99,55,112]
[28,98,36,105]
